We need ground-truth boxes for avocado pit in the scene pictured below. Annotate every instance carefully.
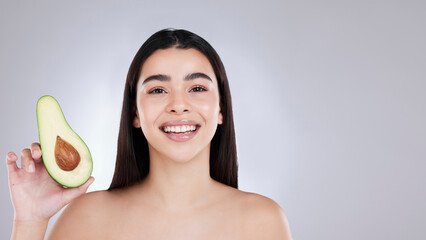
[55,136,80,171]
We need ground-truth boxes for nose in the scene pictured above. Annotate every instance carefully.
[166,92,191,114]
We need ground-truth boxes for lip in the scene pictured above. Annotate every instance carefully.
[159,120,201,142]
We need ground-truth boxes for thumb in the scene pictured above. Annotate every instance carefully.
[61,177,95,205]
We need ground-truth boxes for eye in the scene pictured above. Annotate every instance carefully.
[148,88,167,94]
[190,86,207,92]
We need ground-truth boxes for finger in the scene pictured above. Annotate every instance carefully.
[30,142,42,163]
[62,177,95,205]
[5,152,19,173]
[21,149,35,173]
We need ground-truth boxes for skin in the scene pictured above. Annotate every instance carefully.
[7,48,292,240]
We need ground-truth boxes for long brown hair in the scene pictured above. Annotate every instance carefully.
[108,29,238,190]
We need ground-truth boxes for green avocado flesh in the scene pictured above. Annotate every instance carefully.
[36,95,92,187]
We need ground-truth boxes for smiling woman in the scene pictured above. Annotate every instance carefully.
[7,29,292,239]
[109,30,238,191]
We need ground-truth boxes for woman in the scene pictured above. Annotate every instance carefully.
[7,29,292,239]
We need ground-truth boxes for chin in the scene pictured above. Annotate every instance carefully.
[146,129,212,163]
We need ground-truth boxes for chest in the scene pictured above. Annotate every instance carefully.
[94,203,245,240]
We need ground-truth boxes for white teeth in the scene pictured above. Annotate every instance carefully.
[163,125,197,133]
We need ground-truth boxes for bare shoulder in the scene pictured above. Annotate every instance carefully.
[235,190,293,240]
[47,190,119,239]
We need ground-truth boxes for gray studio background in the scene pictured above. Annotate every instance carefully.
[1,1,425,239]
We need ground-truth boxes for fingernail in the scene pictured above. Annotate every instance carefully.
[33,150,40,156]
[28,164,35,172]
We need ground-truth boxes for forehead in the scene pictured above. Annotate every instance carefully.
[140,48,216,81]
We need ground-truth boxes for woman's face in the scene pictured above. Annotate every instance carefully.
[133,47,222,162]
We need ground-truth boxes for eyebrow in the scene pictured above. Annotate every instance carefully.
[142,72,212,85]
[142,74,171,85]
[184,72,212,82]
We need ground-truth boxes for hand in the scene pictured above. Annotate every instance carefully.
[6,143,94,222]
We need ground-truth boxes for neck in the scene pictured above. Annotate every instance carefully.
[140,144,215,211]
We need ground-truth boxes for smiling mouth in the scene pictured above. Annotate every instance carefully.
[161,125,200,134]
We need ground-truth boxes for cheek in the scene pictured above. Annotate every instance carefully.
[193,94,220,121]
[138,98,163,124]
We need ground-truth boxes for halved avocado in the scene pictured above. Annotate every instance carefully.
[36,95,93,187]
